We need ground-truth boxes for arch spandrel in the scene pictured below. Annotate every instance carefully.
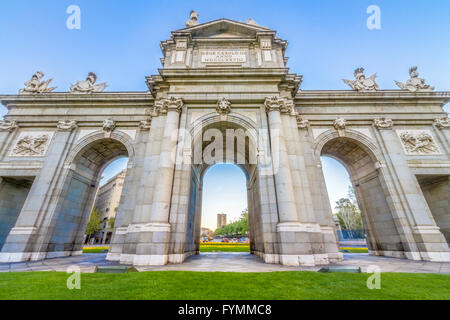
[189,112,259,139]
[314,129,385,168]
[65,130,136,169]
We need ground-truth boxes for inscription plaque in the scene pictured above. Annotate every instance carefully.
[201,49,247,64]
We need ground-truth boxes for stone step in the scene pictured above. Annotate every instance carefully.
[94,266,138,274]
[317,266,361,273]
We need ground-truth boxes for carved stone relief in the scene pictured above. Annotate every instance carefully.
[397,130,440,155]
[10,132,54,157]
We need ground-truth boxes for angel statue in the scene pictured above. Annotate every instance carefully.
[395,66,434,92]
[343,67,379,91]
[19,71,56,94]
[70,72,107,94]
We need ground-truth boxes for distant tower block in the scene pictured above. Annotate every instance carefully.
[217,214,227,229]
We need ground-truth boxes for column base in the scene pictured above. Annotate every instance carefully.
[168,251,195,264]
[369,249,407,259]
[279,253,333,266]
[133,254,168,266]
[327,252,344,263]
[0,250,82,263]
[255,251,341,266]
[106,252,121,261]
[116,253,169,266]
[408,251,450,262]
[369,249,450,262]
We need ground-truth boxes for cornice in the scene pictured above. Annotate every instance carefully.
[0,92,154,110]
[294,90,450,106]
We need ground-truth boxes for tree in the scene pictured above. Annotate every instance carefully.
[335,187,363,231]
[85,208,101,242]
[215,209,249,236]
[107,218,115,229]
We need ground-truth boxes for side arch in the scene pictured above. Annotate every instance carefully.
[45,131,134,256]
[314,128,407,258]
[314,129,384,166]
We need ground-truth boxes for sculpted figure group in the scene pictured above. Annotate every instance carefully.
[19,72,107,95]
[342,66,435,92]
[20,66,434,95]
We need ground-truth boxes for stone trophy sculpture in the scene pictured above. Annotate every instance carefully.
[70,72,107,94]
[19,71,56,94]
[395,66,434,92]
[343,67,379,91]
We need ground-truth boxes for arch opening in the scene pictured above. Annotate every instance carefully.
[46,138,131,257]
[320,137,405,257]
[417,175,450,244]
[0,176,35,251]
[199,164,250,250]
[180,117,268,260]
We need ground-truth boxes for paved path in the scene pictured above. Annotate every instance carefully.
[1,253,449,274]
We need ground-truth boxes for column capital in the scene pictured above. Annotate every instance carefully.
[0,119,18,133]
[57,120,78,132]
[265,97,297,116]
[152,97,184,116]
[434,117,450,130]
[139,118,152,131]
[282,99,298,116]
[296,116,310,129]
[373,117,394,130]
[264,96,284,113]
[163,97,184,113]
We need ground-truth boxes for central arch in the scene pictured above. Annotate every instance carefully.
[167,113,279,263]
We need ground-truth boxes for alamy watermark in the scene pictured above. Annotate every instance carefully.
[66,265,81,290]
[66,5,81,30]
[366,265,381,289]
[367,5,381,30]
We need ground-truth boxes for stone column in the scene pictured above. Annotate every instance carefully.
[253,104,281,264]
[265,97,298,222]
[107,119,152,262]
[265,97,314,266]
[133,97,183,266]
[167,106,193,263]
[0,121,78,262]
[282,102,339,265]
[373,120,450,262]
[295,117,343,263]
[150,98,183,223]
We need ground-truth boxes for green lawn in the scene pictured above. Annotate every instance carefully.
[340,248,369,253]
[83,248,109,253]
[200,245,250,252]
[0,271,449,300]
[83,245,368,254]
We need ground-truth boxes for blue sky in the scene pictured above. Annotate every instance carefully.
[1,1,449,229]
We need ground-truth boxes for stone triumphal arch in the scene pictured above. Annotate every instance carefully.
[0,14,449,265]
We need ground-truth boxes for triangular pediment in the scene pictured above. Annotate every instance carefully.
[174,19,273,39]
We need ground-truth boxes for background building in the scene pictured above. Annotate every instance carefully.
[90,170,127,244]
[217,214,227,230]
[200,228,212,237]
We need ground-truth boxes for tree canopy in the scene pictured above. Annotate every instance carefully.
[335,186,363,230]
[215,209,249,236]
[86,208,102,236]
